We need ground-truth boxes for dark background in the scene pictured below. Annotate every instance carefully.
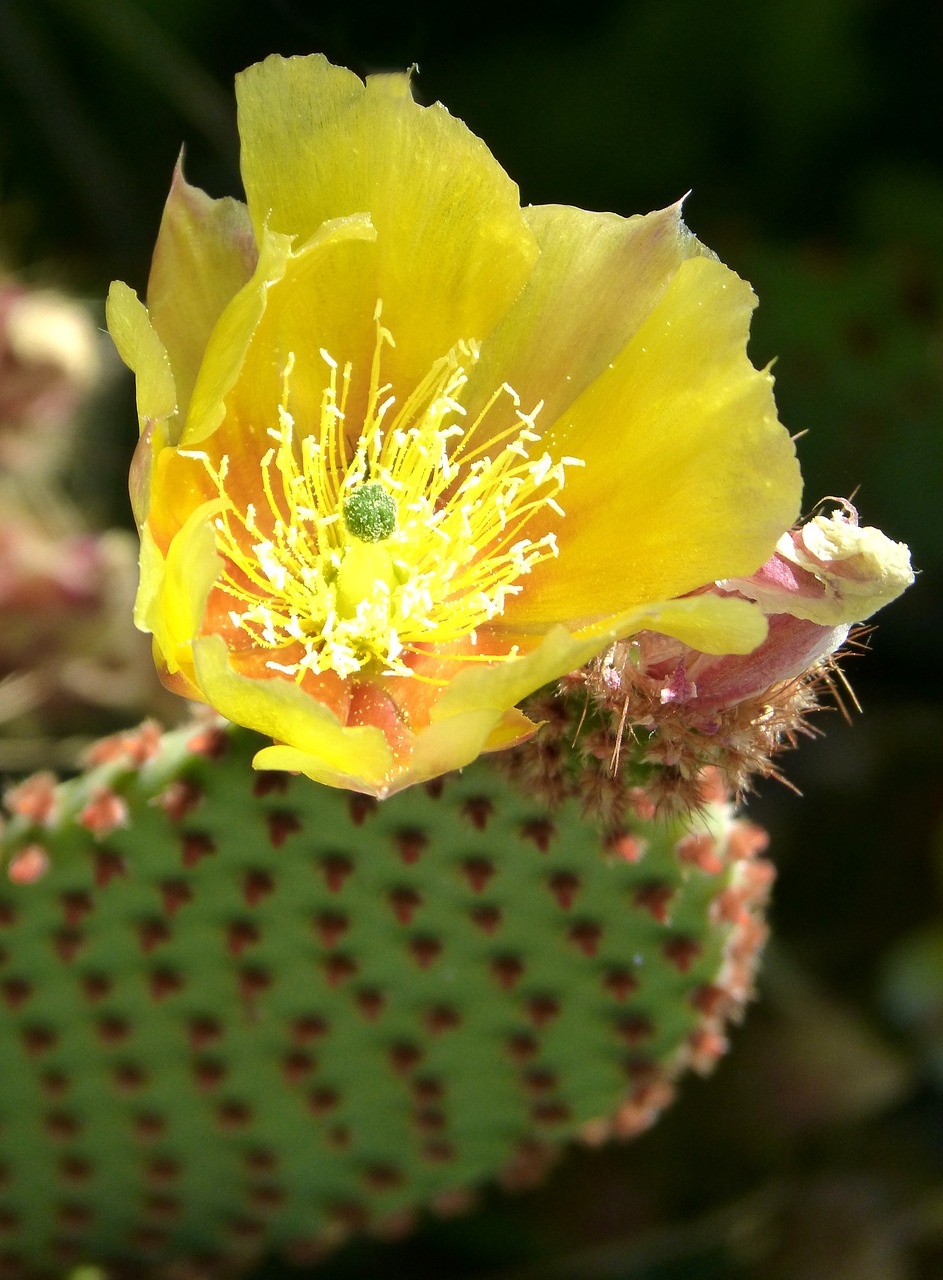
[1,1,941,1276]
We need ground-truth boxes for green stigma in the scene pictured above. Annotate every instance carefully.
[343,481,398,543]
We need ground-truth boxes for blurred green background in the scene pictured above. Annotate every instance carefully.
[1,0,941,1276]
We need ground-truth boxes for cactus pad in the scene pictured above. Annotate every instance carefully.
[0,718,772,1277]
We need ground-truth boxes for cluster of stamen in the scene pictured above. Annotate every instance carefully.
[183,312,581,680]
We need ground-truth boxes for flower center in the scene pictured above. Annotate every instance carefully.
[183,310,582,681]
[343,481,397,543]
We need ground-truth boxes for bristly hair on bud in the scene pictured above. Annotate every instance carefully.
[583,634,862,814]
[500,626,865,827]
[506,501,912,823]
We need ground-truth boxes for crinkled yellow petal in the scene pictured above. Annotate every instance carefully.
[234,54,538,397]
[235,53,364,241]
[591,593,770,655]
[176,223,289,448]
[253,707,503,798]
[180,213,375,448]
[252,705,535,799]
[133,523,164,636]
[136,500,223,683]
[480,706,542,754]
[464,201,699,432]
[129,417,178,532]
[438,595,767,729]
[213,595,764,799]
[387,708,509,795]
[145,442,220,556]
[497,253,802,631]
[210,227,379,462]
[105,281,177,435]
[195,635,393,787]
[146,156,258,425]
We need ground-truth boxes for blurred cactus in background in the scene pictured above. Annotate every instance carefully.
[0,277,172,768]
[0,283,99,475]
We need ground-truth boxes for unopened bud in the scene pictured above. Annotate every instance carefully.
[724,505,914,628]
[585,503,914,799]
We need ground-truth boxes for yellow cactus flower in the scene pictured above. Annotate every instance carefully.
[107,53,802,797]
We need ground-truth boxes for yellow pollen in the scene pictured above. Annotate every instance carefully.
[183,310,582,681]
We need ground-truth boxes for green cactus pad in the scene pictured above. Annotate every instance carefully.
[0,719,772,1277]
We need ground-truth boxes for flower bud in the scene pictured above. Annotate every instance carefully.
[722,505,914,628]
[587,505,914,800]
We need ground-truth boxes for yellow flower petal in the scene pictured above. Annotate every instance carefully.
[179,213,376,449]
[234,54,538,398]
[252,707,503,798]
[200,223,378,462]
[480,706,540,754]
[463,200,698,431]
[385,707,510,796]
[146,156,258,423]
[495,253,802,631]
[137,498,223,686]
[439,595,767,727]
[195,634,393,787]
[105,280,177,435]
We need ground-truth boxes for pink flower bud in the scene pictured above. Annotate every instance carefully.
[626,612,850,715]
[620,505,913,716]
[721,503,914,628]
